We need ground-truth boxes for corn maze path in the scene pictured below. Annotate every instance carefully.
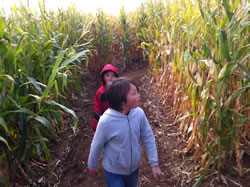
[33,62,249,187]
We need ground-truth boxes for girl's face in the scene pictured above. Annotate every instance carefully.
[124,84,140,110]
[104,71,116,84]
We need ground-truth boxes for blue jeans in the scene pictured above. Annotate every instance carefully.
[104,168,139,187]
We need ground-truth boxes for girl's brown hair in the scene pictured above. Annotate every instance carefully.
[106,77,138,112]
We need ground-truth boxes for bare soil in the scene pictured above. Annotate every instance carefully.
[22,62,249,187]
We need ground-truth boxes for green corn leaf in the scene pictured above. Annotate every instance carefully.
[0,117,8,132]
[17,112,27,160]
[218,63,236,82]
[206,141,216,156]
[210,7,218,26]
[34,143,41,155]
[0,42,8,56]
[34,126,50,162]
[0,17,5,38]
[59,49,89,70]
[193,170,207,187]
[0,74,15,82]
[237,117,250,127]
[187,83,193,98]
[141,42,151,47]
[46,100,78,132]
[207,120,220,136]
[31,136,49,142]
[27,77,43,95]
[201,41,219,64]
[224,85,249,111]
[237,61,250,79]
[232,72,249,80]
[9,80,14,95]
[54,80,59,101]
[42,22,49,39]
[239,53,250,64]
[198,1,205,20]
[62,73,67,93]
[7,95,21,108]
[20,80,47,90]
[199,117,205,137]
[225,4,241,31]
[0,136,11,150]
[51,111,63,127]
[15,25,25,34]
[235,45,249,61]
[223,0,233,21]
[219,29,231,62]
[184,51,196,63]
[43,50,66,97]
[11,6,18,15]
[29,94,41,102]
[33,116,55,134]
[1,107,36,117]
[15,32,27,56]
[229,18,241,41]
[17,95,30,104]
[6,47,16,75]
[43,40,52,50]
[205,23,216,43]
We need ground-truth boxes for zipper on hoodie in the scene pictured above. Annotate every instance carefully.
[127,116,133,175]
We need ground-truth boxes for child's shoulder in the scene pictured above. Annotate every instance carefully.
[98,109,112,124]
[131,107,145,115]
[96,85,105,95]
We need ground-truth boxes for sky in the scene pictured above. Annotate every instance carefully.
[1,0,146,16]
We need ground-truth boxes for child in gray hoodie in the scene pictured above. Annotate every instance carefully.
[88,77,163,187]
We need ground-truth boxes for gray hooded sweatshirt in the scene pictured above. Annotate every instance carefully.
[88,107,159,175]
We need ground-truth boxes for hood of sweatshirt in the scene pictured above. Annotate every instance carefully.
[104,108,127,118]
[100,64,119,85]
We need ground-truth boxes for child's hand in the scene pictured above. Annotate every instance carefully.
[89,168,97,177]
[89,169,96,172]
[152,166,164,180]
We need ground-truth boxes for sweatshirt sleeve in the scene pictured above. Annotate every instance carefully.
[140,111,159,167]
[88,119,107,170]
[92,91,101,131]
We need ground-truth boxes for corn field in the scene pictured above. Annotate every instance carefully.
[0,0,249,186]
[137,0,249,185]
[0,3,92,185]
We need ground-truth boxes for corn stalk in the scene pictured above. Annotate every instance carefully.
[134,0,249,186]
[0,2,91,185]
[118,7,132,67]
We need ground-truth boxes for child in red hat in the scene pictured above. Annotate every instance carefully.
[92,64,119,131]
